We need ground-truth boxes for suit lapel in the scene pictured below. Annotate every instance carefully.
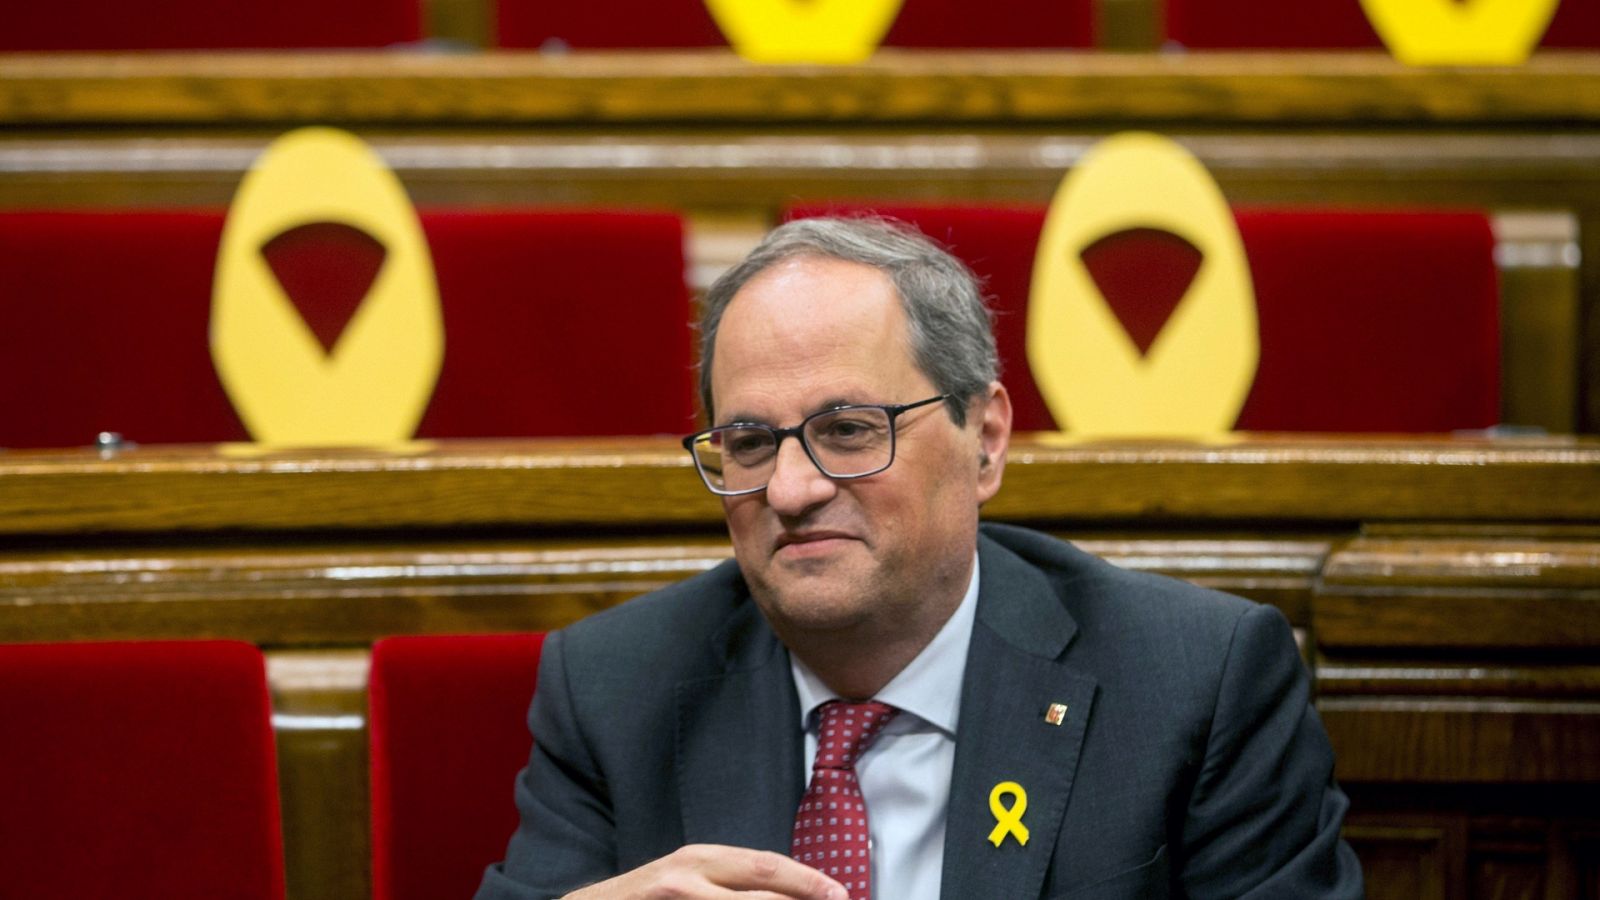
[941,536,1099,900]
[675,599,805,854]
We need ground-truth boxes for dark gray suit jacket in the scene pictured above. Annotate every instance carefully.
[477,523,1363,899]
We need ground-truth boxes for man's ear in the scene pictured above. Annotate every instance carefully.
[975,381,1012,504]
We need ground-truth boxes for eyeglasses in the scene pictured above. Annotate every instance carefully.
[681,394,952,496]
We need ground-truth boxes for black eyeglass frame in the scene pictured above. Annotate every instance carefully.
[680,393,954,496]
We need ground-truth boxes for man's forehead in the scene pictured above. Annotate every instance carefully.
[718,258,904,345]
[711,258,923,421]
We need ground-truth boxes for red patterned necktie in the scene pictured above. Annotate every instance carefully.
[791,700,899,900]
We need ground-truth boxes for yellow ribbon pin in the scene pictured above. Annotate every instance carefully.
[987,781,1030,847]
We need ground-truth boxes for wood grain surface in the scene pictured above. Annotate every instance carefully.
[4,434,1596,535]
[1317,536,1600,649]
[1319,698,1600,782]
[1,51,1598,126]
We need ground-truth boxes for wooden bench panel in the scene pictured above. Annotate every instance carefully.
[2,53,1597,126]
[3,436,1596,535]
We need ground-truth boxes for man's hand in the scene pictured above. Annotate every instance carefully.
[563,845,847,900]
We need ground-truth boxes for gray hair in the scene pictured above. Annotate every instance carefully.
[698,216,998,426]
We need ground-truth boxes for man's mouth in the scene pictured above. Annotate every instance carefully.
[775,531,857,556]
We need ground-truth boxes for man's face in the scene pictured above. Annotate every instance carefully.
[710,255,1010,648]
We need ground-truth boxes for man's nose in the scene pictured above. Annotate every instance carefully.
[763,436,836,515]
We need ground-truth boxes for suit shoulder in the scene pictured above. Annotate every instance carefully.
[979,521,1265,643]
[554,557,752,673]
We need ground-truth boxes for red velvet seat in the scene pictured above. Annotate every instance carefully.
[4,0,420,50]
[1165,0,1600,50]
[0,640,285,900]
[368,633,546,900]
[787,203,1500,433]
[0,209,695,449]
[498,0,1094,50]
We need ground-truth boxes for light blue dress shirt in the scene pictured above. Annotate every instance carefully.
[790,554,980,900]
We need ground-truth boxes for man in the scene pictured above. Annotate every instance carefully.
[478,217,1363,899]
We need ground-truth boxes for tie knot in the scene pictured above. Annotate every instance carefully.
[813,700,897,771]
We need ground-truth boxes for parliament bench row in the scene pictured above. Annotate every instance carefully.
[1,435,1596,899]
[1,204,1507,449]
[2,53,1587,430]
[8,616,1598,900]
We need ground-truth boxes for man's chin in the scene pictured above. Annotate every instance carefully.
[751,579,874,635]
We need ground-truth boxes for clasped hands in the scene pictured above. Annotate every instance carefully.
[562,844,848,900]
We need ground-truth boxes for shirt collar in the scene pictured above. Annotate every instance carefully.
[791,551,980,738]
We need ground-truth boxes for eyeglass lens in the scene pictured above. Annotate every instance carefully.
[690,406,895,493]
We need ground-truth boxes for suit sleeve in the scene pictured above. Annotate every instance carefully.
[476,630,618,900]
[1178,604,1364,899]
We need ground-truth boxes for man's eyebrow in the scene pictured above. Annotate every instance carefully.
[715,397,862,428]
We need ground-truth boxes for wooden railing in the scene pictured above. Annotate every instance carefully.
[2,52,1598,125]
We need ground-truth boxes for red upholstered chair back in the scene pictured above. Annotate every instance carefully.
[0,209,695,448]
[786,203,1500,433]
[368,633,546,900]
[0,640,285,900]
[498,0,1094,49]
[1165,0,1600,49]
[4,0,420,50]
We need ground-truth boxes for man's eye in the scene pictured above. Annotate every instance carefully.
[818,418,883,443]
[727,433,775,456]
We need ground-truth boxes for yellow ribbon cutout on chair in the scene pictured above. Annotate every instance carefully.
[702,0,905,63]
[211,127,444,447]
[1359,0,1559,66]
[988,781,1030,848]
[1028,132,1258,436]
